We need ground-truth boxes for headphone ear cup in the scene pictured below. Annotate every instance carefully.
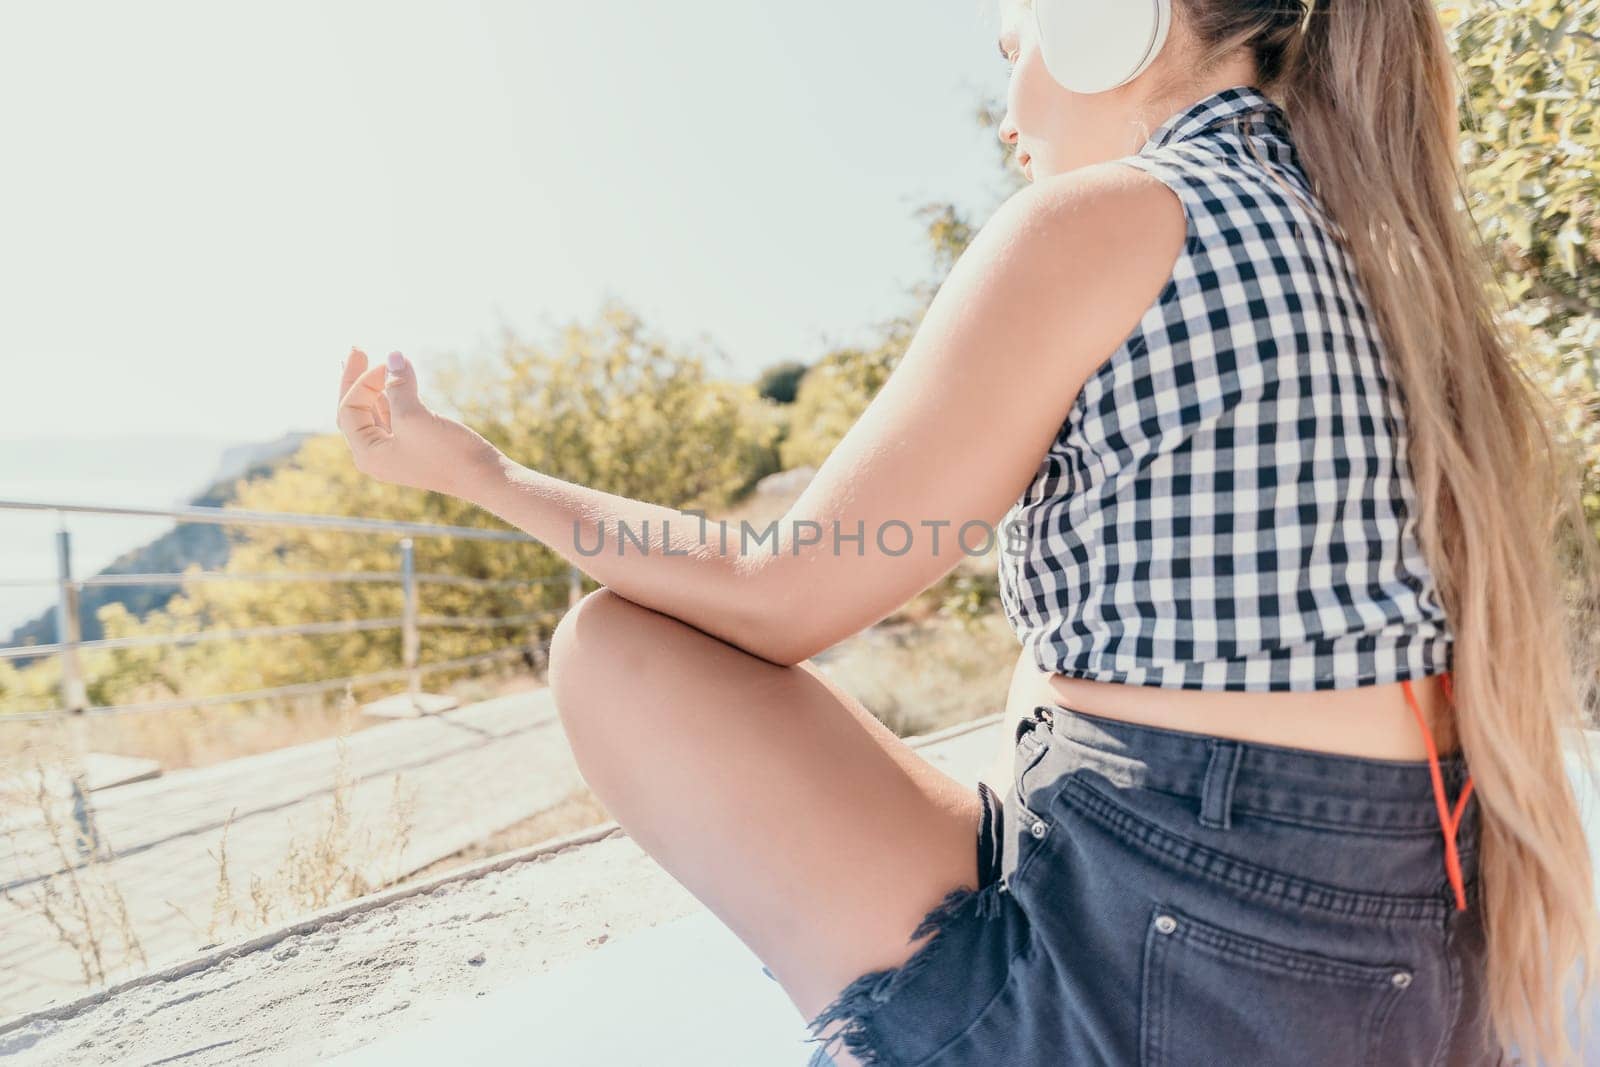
[1033,0,1171,95]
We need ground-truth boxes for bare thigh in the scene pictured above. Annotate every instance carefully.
[547,588,982,1042]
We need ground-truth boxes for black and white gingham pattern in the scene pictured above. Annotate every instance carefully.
[997,84,1454,690]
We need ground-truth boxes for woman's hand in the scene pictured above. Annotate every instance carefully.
[335,348,504,497]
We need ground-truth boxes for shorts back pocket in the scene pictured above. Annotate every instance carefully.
[1138,903,1413,1067]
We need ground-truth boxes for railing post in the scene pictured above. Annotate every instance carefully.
[400,537,419,699]
[568,564,583,608]
[55,526,89,714]
[54,521,101,859]
[360,537,455,719]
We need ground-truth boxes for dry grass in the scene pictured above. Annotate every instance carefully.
[179,729,423,945]
[0,666,547,775]
[0,650,550,999]
[814,612,1017,737]
[0,743,148,989]
[0,694,424,993]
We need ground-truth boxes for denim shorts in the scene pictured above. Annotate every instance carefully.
[803,702,1495,1066]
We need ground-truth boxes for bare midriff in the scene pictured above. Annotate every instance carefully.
[988,646,1461,792]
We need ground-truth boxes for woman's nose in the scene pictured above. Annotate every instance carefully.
[998,117,1018,147]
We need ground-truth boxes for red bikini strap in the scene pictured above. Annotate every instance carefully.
[1405,672,1474,911]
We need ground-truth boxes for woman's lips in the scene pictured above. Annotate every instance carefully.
[1019,152,1033,178]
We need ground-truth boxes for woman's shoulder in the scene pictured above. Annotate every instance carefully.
[1109,137,1325,247]
[1009,160,1190,313]
[942,163,1189,423]
[1023,156,1189,227]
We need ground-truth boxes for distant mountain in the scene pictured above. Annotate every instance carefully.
[201,432,317,497]
[3,432,315,659]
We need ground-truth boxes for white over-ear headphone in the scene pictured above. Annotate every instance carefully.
[1033,0,1173,95]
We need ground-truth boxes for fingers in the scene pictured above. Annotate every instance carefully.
[384,351,424,417]
[337,362,392,444]
[342,360,389,406]
[339,347,368,408]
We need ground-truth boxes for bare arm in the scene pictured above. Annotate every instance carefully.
[445,163,1186,665]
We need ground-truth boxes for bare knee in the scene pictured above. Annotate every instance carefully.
[550,588,629,711]
[547,586,676,754]
[547,587,700,816]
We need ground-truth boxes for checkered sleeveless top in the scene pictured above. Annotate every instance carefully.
[997,84,1455,691]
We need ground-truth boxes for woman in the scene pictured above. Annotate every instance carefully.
[335,0,1600,1063]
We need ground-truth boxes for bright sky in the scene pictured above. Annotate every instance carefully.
[0,0,1015,443]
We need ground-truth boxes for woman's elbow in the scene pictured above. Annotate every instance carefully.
[739,620,820,668]
[735,601,829,668]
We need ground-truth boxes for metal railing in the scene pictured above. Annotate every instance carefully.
[0,498,584,723]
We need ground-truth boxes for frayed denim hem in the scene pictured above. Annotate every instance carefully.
[802,878,1008,1067]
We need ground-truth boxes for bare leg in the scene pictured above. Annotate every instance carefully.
[547,589,984,1064]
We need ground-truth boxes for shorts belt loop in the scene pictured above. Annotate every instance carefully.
[1198,739,1243,830]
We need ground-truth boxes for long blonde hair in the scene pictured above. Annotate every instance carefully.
[1163,1,1600,1062]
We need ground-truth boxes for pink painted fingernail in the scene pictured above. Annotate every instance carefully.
[387,351,404,372]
